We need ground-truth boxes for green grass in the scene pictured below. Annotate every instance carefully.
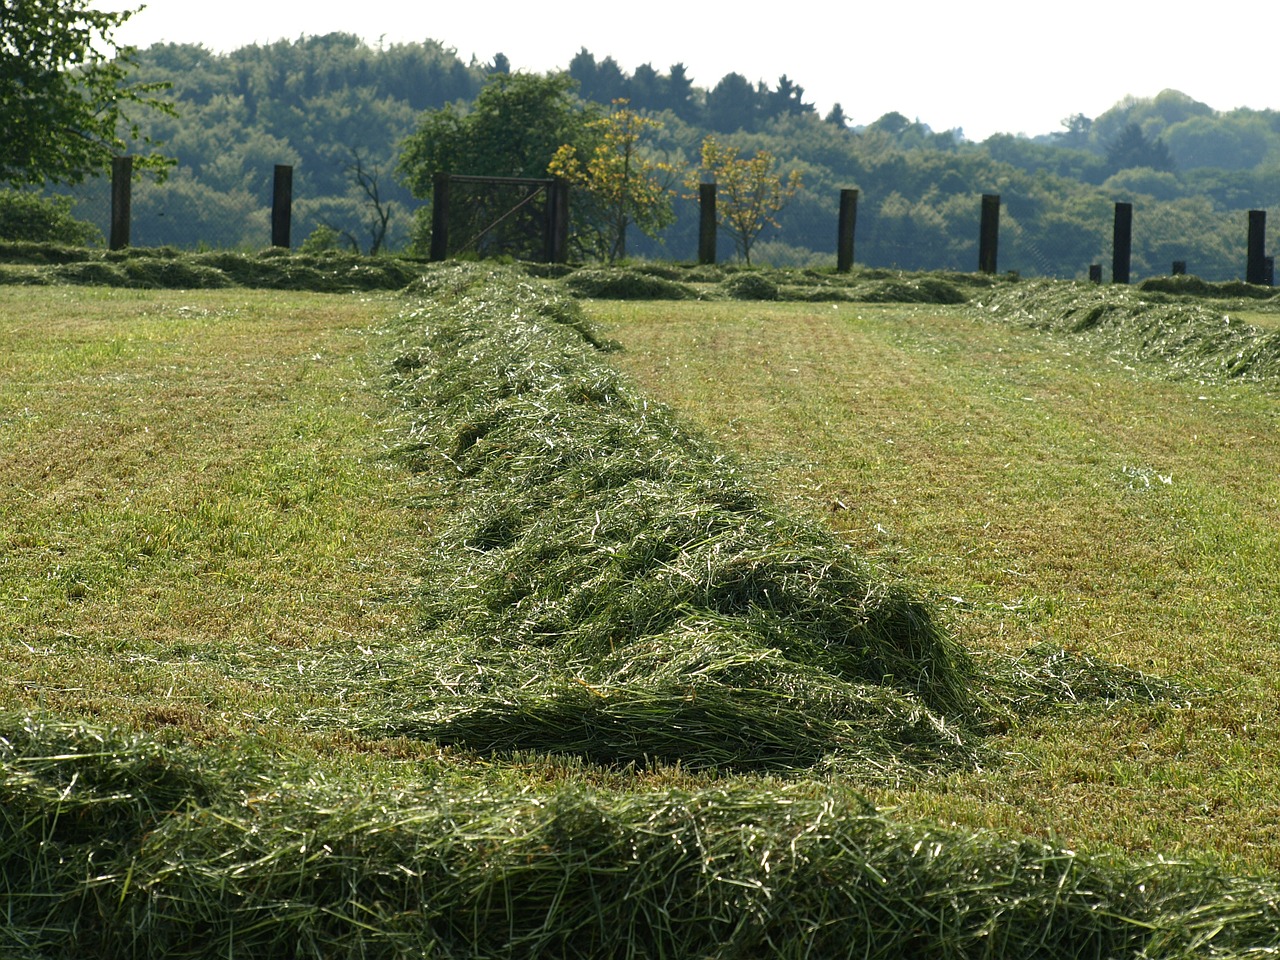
[0,285,425,740]
[7,265,1280,956]
[596,293,1280,872]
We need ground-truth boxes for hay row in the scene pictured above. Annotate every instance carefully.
[975,279,1280,382]
[6,716,1280,959]
[351,263,981,774]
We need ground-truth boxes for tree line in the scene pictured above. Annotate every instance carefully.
[6,9,1280,281]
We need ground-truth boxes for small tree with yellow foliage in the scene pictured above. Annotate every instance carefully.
[688,137,802,265]
[548,101,676,263]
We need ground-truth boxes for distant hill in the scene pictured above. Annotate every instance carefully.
[53,37,1280,280]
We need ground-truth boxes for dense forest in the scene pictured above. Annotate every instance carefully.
[46,34,1280,279]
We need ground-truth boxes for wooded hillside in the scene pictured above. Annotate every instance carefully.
[50,36,1280,279]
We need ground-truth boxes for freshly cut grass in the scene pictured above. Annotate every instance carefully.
[7,715,1280,960]
[595,291,1280,872]
[350,263,978,774]
[977,278,1280,380]
[5,271,1280,957]
[0,285,423,734]
[564,266,695,300]
[0,246,424,292]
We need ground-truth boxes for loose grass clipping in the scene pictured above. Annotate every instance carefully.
[373,263,976,775]
[6,716,1280,960]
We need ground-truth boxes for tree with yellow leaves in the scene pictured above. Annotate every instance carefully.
[548,100,676,263]
[688,137,802,265]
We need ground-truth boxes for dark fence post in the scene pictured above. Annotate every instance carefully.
[1247,210,1268,285]
[544,178,569,264]
[978,193,1000,274]
[430,173,450,262]
[837,188,858,273]
[109,156,133,251]
[698,182,717,265]
[1172,260,1186,275]
[271,164,293,248]
[1089,264,1102,284]
[1112,202,1133,284]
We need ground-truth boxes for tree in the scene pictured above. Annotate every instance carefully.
[0,190,101,243]
[1163,113,1279,172]
[705,73,760,132]
[397,72,596,259]
[767,75,813,119]
[687,136,802,265]
[397,72,593,193]
[1,0,174,186]
[1106,122,1175,174]
[664,63,697,121]
[344,148,395,254]
[547,100,676,262]
[1058,113,1094,150]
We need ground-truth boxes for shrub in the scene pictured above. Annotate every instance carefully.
[299,224,351,254]
[0,191,101,245]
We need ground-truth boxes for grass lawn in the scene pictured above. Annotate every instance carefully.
[595,297,1280,872]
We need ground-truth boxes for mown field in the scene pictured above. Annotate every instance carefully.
[598,295,1280,867]
[5,261,1280,957]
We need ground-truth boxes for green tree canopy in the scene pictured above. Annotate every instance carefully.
[1106,123,1175,174]
[397,72,594,196]
[548,101,676,262]
[0,189,101,242]
[1,0,173,186]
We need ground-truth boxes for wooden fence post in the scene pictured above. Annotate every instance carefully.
[109,156,133,251]
[978,193,1000,274]
[1089,264,1102,283]
[837,188,858,272]
[698,182,717,265]
[271,164,293,248]
[1172,260,1186,275]
[430,173,450,262]
[1112,202,1133,284]
[1246,210,1268,285]
[544,178,569,264]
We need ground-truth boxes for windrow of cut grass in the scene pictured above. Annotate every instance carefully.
[315,262,979,776]
[5,269,1280,957]
[977,279,1280,381]
[0,243,1002,306]
[7,715,1280,960]
[0,246,424,292]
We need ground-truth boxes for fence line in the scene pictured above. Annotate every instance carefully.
[101,157,1275,286]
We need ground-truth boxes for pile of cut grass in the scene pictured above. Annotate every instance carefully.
[977,279,1280,381]
[563,266,696,300]
[1138,274,1280,300]
[347,263,978,775]
[0,242,997,305]
[6,715,1280,960]
[306,264,1185,774]
[0,246,424,292]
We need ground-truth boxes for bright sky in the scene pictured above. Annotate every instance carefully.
[99,0,1274,141]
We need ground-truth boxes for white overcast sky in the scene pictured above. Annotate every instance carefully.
[97,0,1273,141]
